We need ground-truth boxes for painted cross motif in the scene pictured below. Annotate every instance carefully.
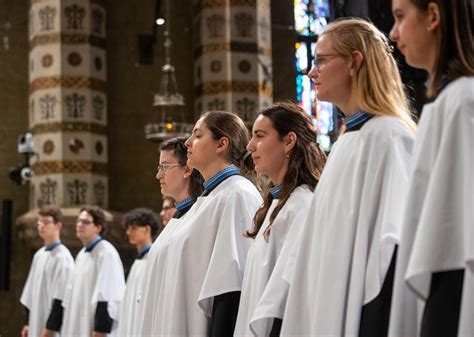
[67,179,87,205]
[207,98,226,111]
[234,13,254,38]
[39,94,57,120]
[236,97,256,122]
[91,9,104,35]
[92,95,105,120]
[64,4,85,30]
[206,14,225,39]
[65,93,86,118]
[94,181,105,207]
[38,6,56,31]
[39,178,57,205]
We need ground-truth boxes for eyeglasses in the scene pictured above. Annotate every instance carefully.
[157,163,183,174]
[312,53,345,72]
[76,219,93,225]
[162,206,175,211]
[36,220,54,226]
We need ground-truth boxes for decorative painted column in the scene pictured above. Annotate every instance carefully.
[193,0,273,123]
[28,0,108,209]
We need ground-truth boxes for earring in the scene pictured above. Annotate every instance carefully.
[286,153,290,158]
[427,26,433,31]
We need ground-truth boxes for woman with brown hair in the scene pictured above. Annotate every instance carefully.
[138,111,262,336]
[233,102,326,336]
[389,0,474,336]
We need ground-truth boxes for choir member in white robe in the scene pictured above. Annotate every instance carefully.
[233,102,326,337]
[117,208,160,337]
[270,19,417,337]
[135,137,203,331]
[388,1,474,336]
[138,111,262,336]
[62,207,125,337]
[20,207,74,337]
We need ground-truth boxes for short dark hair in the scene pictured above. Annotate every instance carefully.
[38,206,63,223]
[80,206,107,235]
[160,137,204,198]
[121,208,161,238]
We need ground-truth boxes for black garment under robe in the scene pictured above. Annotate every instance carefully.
[209,291,241,337]
[420,269,465,337]
[95,301,113,333]
[358,246,398,337]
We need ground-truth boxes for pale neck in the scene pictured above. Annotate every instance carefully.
[43,235,60,246]
[201,160,233,181]
[136,238,152,251]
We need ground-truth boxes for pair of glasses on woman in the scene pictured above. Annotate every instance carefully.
[312,53,346,72]
[156,163,184,174]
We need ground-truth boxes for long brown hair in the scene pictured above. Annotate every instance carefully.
[201,110,256,183]
[410,0,474,97]
[246,102,327,240]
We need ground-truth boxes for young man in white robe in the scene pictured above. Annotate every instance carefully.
[20,207,74,337]
[117,208,159,337]
[62,206,125,337]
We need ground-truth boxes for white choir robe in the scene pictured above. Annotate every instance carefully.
[62,240,125,337]
[234,185,313,336]
[249,206,306,336]
[277,116,414,336]
[137,175,262,336]
[389,77,474,337]
[117,253,149,337]
[20,244,74,337]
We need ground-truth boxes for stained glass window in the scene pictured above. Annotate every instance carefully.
[294,0,333,151]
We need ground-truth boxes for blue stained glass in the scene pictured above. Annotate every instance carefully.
[294,0,333,151]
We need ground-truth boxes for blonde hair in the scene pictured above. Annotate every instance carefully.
[323,18,416,132]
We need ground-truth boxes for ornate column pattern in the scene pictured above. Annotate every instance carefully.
[193,0,273,123]
[28,0,108,209]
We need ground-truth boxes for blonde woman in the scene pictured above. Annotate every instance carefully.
[257,18,416,336]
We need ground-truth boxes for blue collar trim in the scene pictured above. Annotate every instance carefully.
[85,236,102,252]
[203,165,240,193]
[45,241,61,251]
[175,197,196,212]
[137,244,152,259]
[342,110,372,130]
[269,184,284,199]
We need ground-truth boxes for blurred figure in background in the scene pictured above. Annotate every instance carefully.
[20,207,74,337]
[118,208,160,337]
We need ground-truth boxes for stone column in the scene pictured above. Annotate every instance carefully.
[193,0,273,123]
[16,0,118,251]
[28,0,108,210]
